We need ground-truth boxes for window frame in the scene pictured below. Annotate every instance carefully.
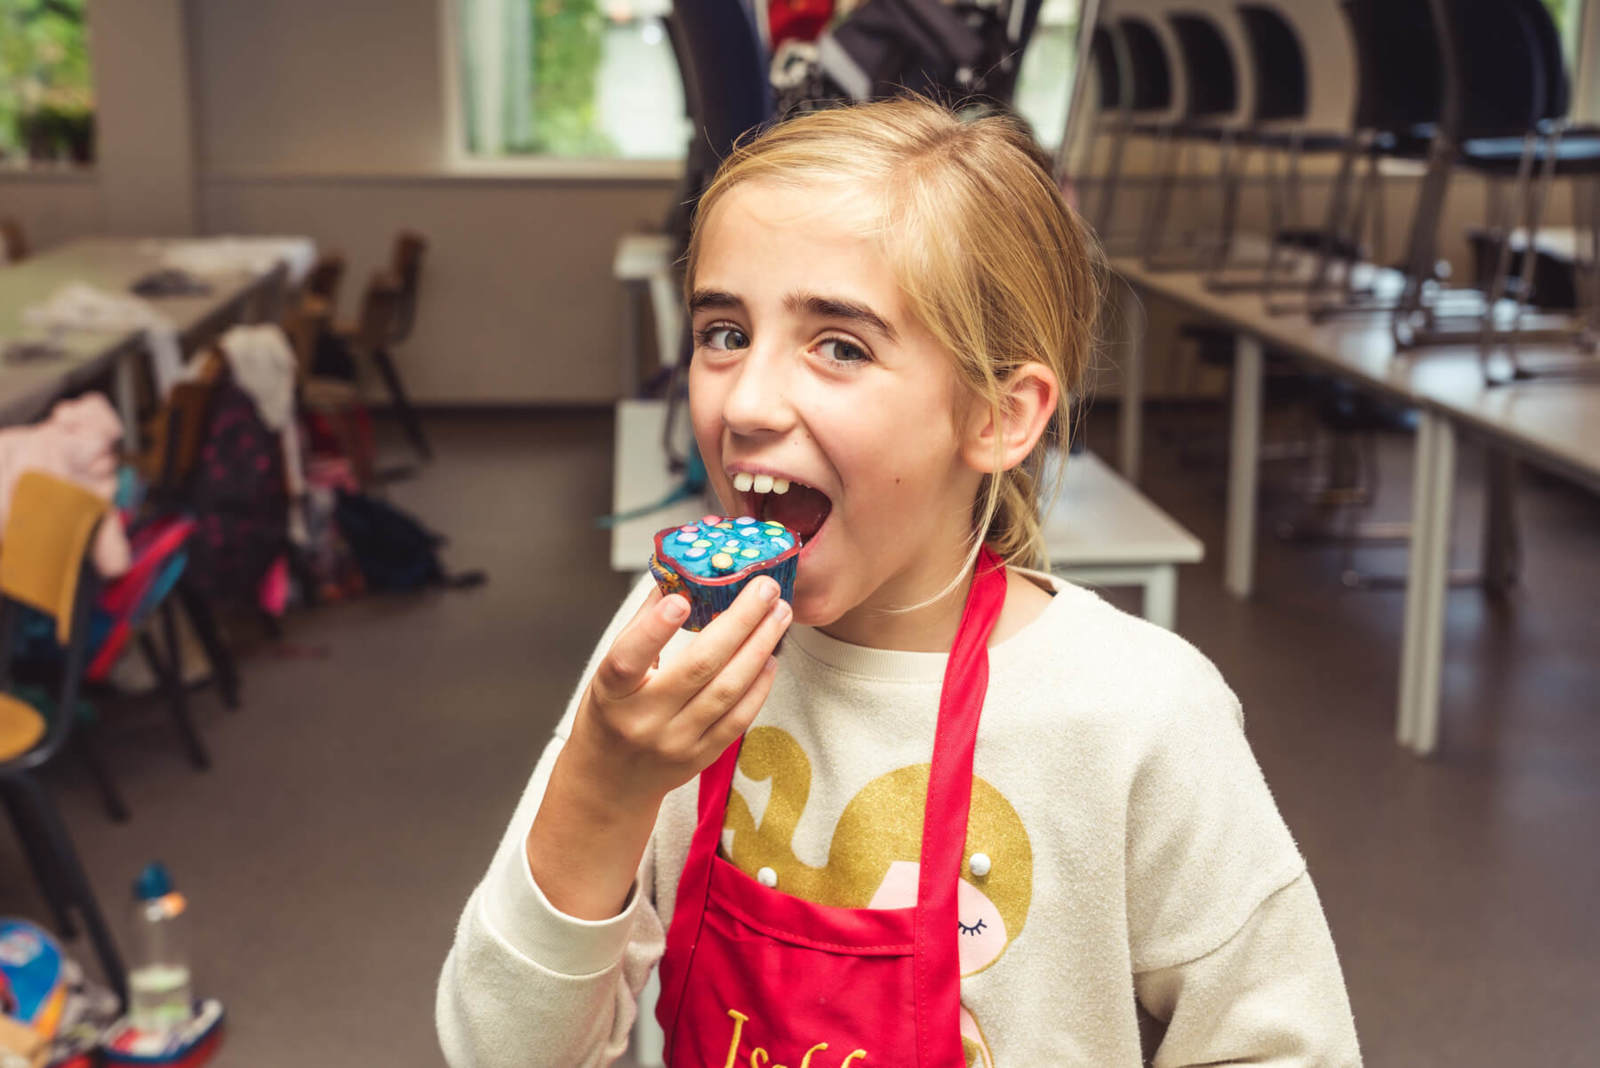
[436,0,688,180]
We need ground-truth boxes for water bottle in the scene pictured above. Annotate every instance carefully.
[127,862,194,1035]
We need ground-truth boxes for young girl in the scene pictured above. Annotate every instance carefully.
[438,98,1361,1067]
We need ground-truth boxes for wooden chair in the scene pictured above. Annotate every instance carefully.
[288,286,385,487]
[304,251,346,306]
[0,471,128,1004]
[0,217,28,263]
[337,235,432,463]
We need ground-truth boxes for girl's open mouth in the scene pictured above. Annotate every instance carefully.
[731,472,832,544]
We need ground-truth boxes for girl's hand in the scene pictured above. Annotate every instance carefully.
[568,577,793,805]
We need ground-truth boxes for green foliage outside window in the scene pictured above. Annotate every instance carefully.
[0,0,93,165]
[457,0,613,158]
[527,0,609,157]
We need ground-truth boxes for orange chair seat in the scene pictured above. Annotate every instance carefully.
[302,376,361,411]
[0,692,47,762]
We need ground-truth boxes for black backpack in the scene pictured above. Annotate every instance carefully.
[333,490,484,592]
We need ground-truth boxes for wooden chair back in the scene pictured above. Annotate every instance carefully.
[146,354,223,497]
[283,293,334,379]
[0,471,107,645]
[388,231,426,344]
[354,270,403,355]
[0,218,28,263]
[305,252,346,304]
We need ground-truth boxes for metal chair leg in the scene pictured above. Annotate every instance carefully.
[14,773,128,1007]
[371,346,433,462]
[1,783,80,937]
[75,722,130,823]
[177,579,239,709]
[141,607,209,772]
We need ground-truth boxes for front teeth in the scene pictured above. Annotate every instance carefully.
[731,472,792,495]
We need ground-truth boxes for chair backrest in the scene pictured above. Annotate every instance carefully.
[147,360,222,498]
[1508,0,1570,121]
[1167,11,1239,122]
[1115,15,1174,115]
[1091,25,1123,111]
[283,293,334,378]
[1431,0,1546,139]
[672,0,773,171]
[1340,0,1443,135]
[304,252,346,305]
[0,218,28,263]
[388,232,427,345]
[0,470,106,645]
[1237,3,1307,124]
[353,271,404,355]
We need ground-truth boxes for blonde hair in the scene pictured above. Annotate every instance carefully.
[685,97,1103,584]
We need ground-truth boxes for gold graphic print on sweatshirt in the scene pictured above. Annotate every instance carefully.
[723,727,1032,1068]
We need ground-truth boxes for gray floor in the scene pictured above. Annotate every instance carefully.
[1,406,1596,1065]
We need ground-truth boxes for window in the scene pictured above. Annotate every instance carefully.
[0,0,93,167]
[451,0,689,161]
[1012,0,1081,153]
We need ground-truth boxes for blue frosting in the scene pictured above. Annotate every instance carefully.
[658,516,798,580]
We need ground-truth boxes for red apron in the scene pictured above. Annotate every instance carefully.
[656,550,1007,1068]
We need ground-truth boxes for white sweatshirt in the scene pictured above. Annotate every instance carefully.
[438,573,1361,1066]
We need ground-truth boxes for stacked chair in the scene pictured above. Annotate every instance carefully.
[0,472,129,1005]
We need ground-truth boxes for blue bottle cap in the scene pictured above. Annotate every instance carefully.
[134,862,173,901]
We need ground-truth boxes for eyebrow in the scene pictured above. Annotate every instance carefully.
[689,287,899,344]
[787,292,899,343]
[688,288,744,315]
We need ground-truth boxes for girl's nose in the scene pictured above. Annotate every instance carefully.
[721,346,795,437]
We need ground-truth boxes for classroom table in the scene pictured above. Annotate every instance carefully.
[611,398,1203,628]
[1110,255,1600,754]
[0,237,296,436]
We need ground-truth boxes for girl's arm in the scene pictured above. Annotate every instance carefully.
[1134,873,1362,1066]
[437,575,791,1067]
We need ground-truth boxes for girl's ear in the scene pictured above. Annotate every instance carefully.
[959,362,1060,474]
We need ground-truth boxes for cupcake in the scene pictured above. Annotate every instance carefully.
[649,514,801,631]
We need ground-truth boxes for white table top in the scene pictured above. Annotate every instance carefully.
[611,398,1203,573]
[1113,256,1600,491]
[0,237,283,425]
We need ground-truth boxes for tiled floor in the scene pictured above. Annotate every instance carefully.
[1,406,1596,1065]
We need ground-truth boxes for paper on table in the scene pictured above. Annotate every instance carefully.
[145,235,317,286]
[21,282,185,396]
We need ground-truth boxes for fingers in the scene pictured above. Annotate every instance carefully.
[698,653,780,754]
[592,588,689,701]
[682,593,791,732]
[661,577,786,697]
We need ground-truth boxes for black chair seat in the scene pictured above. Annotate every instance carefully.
[1250,130,1349,153]
[1461,134,1600,176]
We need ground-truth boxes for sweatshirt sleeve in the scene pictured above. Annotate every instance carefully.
[1124,647,1361,1065]
[1135,873,1362,1066]
[437,577,665,1068]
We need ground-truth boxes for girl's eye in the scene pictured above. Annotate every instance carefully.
[816,337,870,365]
[696,325,749,351]
[957,917,987,936]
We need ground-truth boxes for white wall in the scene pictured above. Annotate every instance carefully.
[90,0,197,234]
[190,0,448,177]
[6,0,678,405]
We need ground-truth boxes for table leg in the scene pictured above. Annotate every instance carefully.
[1143,565,1178,630]
[1116,278,1145,482]
[1397,411,1456,754]
[115,348,141,453]
[1224,335,1263,599]
[647,270,683,376]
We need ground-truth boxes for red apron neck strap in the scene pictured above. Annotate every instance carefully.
[915,546,1006,1067]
